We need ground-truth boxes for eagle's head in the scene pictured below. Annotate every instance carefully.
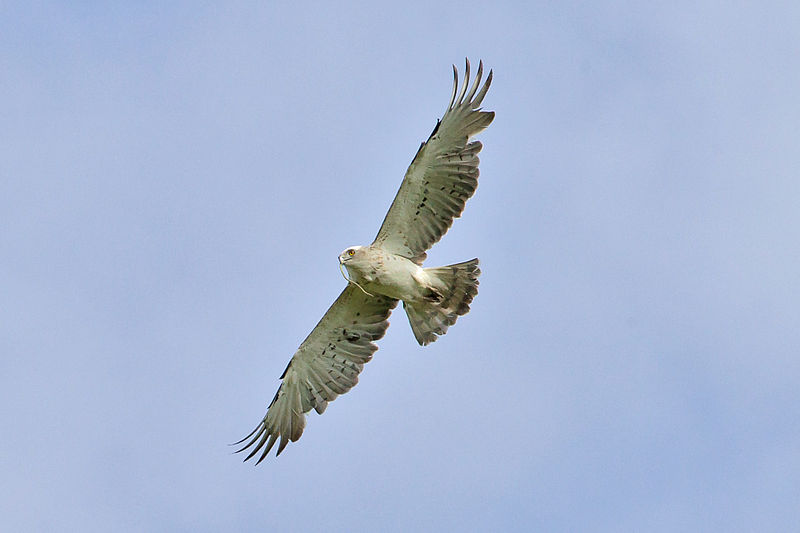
[338,245,369,283]
[338,245,365,265]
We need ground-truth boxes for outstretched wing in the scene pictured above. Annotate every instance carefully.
[235,285,397,463]
[372,59,494,263]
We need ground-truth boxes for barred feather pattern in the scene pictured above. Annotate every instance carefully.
[373,59,495,264]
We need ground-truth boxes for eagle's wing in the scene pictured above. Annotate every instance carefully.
[372,59,494,263]
[235,285,398,462]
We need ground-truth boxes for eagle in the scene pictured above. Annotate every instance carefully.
[236,59,494,462]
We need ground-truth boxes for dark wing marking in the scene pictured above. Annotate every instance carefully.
[235,285,397,463]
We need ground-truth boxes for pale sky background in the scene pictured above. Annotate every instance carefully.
[2,2,799,531]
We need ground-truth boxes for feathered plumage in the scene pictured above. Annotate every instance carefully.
[237,59,494,461]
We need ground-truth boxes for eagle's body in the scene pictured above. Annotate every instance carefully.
[237,60,494,462]
[339,245,425,300]
[339,244,480,345]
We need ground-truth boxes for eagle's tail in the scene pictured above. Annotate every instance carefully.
[403,258,480,346]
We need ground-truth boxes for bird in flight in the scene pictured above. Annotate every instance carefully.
[236,59,494,462]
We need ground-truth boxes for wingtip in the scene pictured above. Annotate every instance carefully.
[276,435,290,456]
[243,443,262,463]
[465,60,484,103]
[448,64,459,110]
[457,59,471,104]
[448,59,493,109]
[231,424,261,450]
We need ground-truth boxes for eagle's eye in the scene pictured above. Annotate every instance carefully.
[347,249,355,256]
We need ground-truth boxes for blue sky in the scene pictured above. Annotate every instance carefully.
[2,2,799,531]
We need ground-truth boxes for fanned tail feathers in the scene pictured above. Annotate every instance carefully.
[404,258,480,345]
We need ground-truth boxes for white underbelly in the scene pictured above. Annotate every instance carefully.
[361,254,426,301]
